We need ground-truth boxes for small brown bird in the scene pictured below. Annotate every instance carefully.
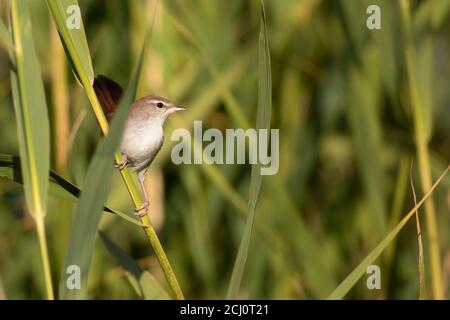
[93,75,185,216]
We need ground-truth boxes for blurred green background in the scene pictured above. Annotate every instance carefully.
[1,0,450,299]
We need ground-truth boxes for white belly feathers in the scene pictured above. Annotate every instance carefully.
[120,118,164,170]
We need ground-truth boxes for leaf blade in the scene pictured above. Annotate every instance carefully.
[226,0,272,299]
[9,0,53,299]
[327,165,449,299]
[0,154,146,228]
[99,232,171,300]
[46,0,94,84]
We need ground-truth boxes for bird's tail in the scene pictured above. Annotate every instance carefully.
[92,75,124,121]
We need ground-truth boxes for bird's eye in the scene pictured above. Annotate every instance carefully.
[156,102,164,108]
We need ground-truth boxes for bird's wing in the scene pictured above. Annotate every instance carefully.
[93,75,123,121]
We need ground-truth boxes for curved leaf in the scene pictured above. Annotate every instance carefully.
[10,0,53,299]
[0,154,146,228]
[46,0,94,84]
[327,165,449,299]
[99,232,171,300]
[227,0,272,299]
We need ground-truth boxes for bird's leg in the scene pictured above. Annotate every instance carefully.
[135,169,149,217]
[115,153,128,170]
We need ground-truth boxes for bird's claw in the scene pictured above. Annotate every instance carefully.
[115,157,128,171]
[134,201,149,217]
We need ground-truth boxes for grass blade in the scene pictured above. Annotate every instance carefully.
[9,0,53,299]
[46,0,108,135]
[46,0,94,85]
[400,0,442,299]
[226,0,272,299]
[327,164,449,300]
[0,154,146,228]
[59,42,146,299]
[410,160,426,299]
[99,232,171,300]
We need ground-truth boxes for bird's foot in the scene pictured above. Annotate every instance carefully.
[134,201,149,217]
[115,155,128,171]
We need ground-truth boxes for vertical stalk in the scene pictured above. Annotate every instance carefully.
[415,137,442,298]
[140,215,184,299]
[400,0,443,299]
[35,215,54,300]
[410,159,426,300]
[10,0,54,300]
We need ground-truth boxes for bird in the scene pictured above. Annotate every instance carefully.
[93,75,185,216]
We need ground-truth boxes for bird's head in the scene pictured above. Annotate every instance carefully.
[137,95,185,122]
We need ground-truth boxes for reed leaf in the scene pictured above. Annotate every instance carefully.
[99,232,171,300]
[46,0,94,85]
[0,154,146,227]
[9,0,53,299]
[227,1,271,299]
[47,0,108,135]
[327,165,449,299]
[401,0,442,299]
[409,160,426,299]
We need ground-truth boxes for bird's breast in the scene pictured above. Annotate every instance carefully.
[120,118,164,169]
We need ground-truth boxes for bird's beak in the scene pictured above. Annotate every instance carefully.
[168,106,186,114]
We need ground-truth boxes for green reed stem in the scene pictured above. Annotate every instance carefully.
[400,0,443,299]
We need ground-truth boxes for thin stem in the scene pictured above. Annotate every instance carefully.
[10,0,54,300]
[35,216,54,300]
[416,138,441,298]
[140,215,185,300]
[410,158,426,300]
[117,159,184,299]
[400,0,443,299]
